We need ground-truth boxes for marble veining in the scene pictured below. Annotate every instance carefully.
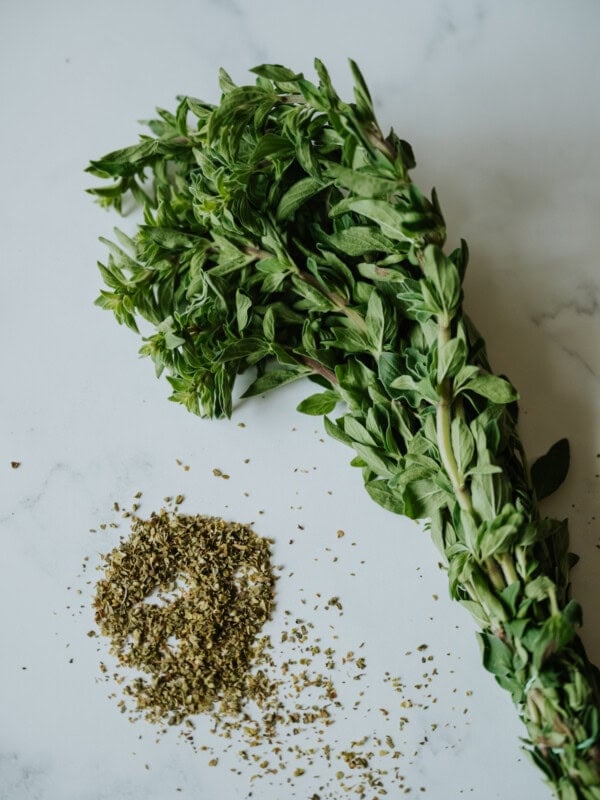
[532,283,600,325]
[552,340,599,382]
[0,463,73,522]
[530,282,600,379]
[0,752,47,800]
[423,0,488,60]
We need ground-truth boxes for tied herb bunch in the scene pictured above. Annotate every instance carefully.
[87,60,600,799]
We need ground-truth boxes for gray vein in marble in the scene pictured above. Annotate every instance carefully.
[424,0,488,61]
[529,282,600,379]
[531,282,600,325]
[0,462,74,526]
[554,340,599,382]
[210,2,268,76]
[0,752,45,800]
[0,449,159,530]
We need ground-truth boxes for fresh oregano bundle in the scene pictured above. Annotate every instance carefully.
[87,59,600,799]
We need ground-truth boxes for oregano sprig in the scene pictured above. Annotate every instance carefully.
[87,59,600,800]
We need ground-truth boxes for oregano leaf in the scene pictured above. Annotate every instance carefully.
[531,438,570,500]
[297,391,338,416]
[462,374,519,404]
[276,177,325,220]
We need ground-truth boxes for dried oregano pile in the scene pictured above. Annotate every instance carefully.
[94,509,275,724]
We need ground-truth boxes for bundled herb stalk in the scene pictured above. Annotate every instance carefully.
[87,60,600,799]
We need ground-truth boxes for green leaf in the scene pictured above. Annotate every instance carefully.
[420,245,461,318]
[327,163,402,198]
[221,338,268,362]
[141,226,197,250]
[525,747,561,783]
[365,291,385,353]
[377,352,403,395]
[344,415,377,446]
[469,467,498,522]
[217,67,237,93]
[242,368,307,398]
[335,358,378,409]
[86,139,161,178]
[389,375,419,393]
[403,478,450,519]
[554,780,579,800]
[323,415,353,446]
[462,374,519,404]
[251,134,295,162]
[449,239,470,282]
[447,548,475,598]
[250,63,302,83]
[500,581,521,617]
[531,438,570,501]
[332,198,410,242]
[352,442,395,478]
[454,364,480,391]
[164,330,185,350]
[326,226,392,256]
[348,58,374,121]
[208,85,276,147]
[326,326,369,353]
[364,479,405,514]
[291,275,336,311]
[390,374,438,405]
[563,598,583,628]
[466,464,503,478]
[419,280,443,316]
[263,305,276,341]
[459,599,490,628]
[235,290,252,332]
[451,417,474,477]
[478,515,522,560]
[157,316,185,350]
[438,337,467,382]
[297,391,337,416]
[524,575,556,603]
[478,631,514,679]
[531,608,579,669]
[276,177,325,220]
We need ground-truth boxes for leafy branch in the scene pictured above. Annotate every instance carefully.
[87,59,600,799]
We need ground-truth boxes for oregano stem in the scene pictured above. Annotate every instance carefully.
[300,355,338,386]
[245,246,368,333]
[485,557,507,592]
[498,553,519,586]
[436,318,473,515]
[298,269,368,333]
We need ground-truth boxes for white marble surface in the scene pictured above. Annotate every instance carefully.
[1,1,600,798]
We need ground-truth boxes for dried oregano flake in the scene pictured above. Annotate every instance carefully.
[94,510,275,725]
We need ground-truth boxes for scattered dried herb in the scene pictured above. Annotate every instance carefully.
[91,497,459,797]
[87,60,600,798]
